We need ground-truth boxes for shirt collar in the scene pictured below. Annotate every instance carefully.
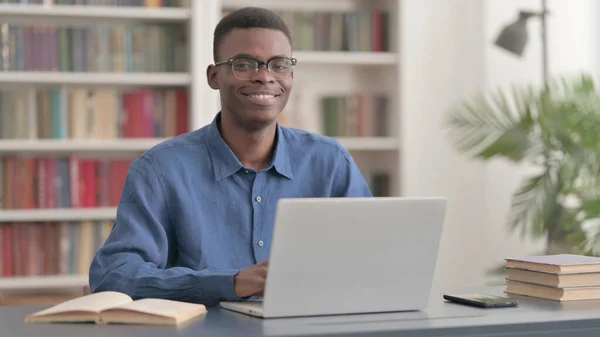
[207,112,294,181]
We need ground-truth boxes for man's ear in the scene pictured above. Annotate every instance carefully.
[206,64,219,90]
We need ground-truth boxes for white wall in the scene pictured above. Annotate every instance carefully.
[482,0,600,283]
[402,0,600,292]
[482,0,547,285]
[398,0,490,292]
[547,0,600,81]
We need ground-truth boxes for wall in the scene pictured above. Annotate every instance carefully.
[483,0,600,284]
[403,0,600,292]
[398,0,489,292]
[547,0,600,81]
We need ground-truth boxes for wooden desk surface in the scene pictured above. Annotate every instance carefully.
[1,286,600,337]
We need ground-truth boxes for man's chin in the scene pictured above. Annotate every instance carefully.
[239,111,280,132]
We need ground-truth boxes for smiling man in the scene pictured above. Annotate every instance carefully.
[88,7,372,306]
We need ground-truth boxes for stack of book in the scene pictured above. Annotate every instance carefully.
[504,254,600,301]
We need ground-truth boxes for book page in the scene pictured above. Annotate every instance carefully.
[28,291,132,318]
[107,298,206,321]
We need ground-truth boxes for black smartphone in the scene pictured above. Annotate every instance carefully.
[443,293,519,308]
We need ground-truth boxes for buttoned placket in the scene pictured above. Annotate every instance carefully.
[250,171,268,262]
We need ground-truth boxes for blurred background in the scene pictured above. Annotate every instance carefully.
[1,0,600,305]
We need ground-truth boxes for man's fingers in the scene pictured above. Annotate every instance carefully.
[256,265,268,278]
[258,259,269,266]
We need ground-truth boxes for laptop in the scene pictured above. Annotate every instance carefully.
[219,197,447,318]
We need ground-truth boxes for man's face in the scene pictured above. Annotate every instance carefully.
[207,28,293,131]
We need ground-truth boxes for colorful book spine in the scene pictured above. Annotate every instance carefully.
[0,220,114,277]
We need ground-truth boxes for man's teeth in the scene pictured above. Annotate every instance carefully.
[248,94,275,99]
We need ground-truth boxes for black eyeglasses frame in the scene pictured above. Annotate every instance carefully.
[214,55,297,80]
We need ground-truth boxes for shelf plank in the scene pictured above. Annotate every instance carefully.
[0,72,190,87]
[0,4,190,24]
[337,137,399,150]
[294,51,397,65]
[222,0,366,12]
[0,275,88,291]
[0,139,169,153]
[0,208,116,222]
[0,138,399,152]
[0,137,398,152]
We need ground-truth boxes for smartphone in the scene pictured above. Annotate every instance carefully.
[443,293,518,308]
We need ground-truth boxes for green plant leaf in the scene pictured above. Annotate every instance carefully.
[444,84,537,162]
[578,199,600,220]
[476,125,530,161]
[507,168,562,240]
[446,73,600,256]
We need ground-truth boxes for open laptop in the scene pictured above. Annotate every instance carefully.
[219,197,447,318]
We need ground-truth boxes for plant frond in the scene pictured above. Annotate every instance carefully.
[444,83,538,162]
[507,168,562,240]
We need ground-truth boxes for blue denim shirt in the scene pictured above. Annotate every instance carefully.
[88,113,372,306]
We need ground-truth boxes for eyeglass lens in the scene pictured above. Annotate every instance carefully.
[231,57,293,80]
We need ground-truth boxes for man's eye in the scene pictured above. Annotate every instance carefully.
[234,63,254,70]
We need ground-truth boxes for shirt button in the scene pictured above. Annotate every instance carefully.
[258,240,264,247]
[255,196,261,203]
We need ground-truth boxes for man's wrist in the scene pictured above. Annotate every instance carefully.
[195,269,241,302]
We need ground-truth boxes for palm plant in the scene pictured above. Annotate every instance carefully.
[444,74,600,258]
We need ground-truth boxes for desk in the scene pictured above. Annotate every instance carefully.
[1,286,600,337]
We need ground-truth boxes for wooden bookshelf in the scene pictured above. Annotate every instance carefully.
[0,274,88,292]
[0,139,169,153]
[0,4,191,24]
[0,0,404,290]
[0,138,396,153]
[293,51,397,65]
[0,275,88,306]
[337,137,398,151]
[0,208,116,222]
[0,72,190,87]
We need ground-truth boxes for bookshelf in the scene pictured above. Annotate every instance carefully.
[0,274,87,292]
[0,4,191,22]
[0,72,190,86]
[0,0,402,291]
[0,207,116,222]
[0,138,169,153]
[291,51,396,65]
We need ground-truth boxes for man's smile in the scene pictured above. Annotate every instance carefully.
[240,89,281,106]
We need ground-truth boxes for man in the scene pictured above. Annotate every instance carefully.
[88,7,372,307]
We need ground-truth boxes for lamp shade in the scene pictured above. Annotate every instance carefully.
[494,18,529,56]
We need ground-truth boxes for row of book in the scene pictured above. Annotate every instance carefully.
[0,156,392,209]
[505,254,600,301]
[0,88,189,140]
[0,0,186,6]
[0,156,133,209]
[321,94,389,138]
[0,221,113,277]
[222,9,390,52]
[0,23,187,73]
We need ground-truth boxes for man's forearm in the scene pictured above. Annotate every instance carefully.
[89,257,241,306]
[88,156,241,306]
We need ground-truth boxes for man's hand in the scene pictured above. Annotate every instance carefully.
[234,259,269,298]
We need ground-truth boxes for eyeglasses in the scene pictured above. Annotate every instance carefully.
[214,56,297,80]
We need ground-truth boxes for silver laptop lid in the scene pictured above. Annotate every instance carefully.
[262,197,447,318]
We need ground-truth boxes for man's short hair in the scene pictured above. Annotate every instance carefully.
[213,7,292,62]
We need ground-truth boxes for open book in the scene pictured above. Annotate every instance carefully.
[25,291,207,326]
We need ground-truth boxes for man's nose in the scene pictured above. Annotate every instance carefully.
[250,65,275,84]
